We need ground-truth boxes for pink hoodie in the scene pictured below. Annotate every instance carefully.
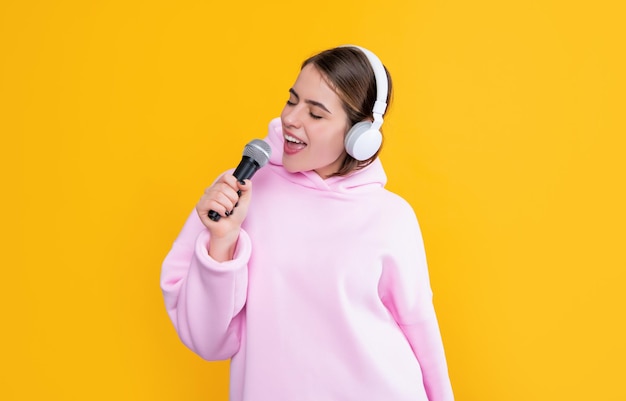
[161,118,454,401]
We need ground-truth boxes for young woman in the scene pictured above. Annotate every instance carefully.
[161,45,454,401]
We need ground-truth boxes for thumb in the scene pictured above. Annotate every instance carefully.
[237,179,252,202]
[230,179,252,222]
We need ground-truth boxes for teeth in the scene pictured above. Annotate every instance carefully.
[285,134,304,144]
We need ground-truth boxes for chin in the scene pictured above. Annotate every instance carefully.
[281,158,301,174]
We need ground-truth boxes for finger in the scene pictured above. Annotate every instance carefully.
[198,199,228,223]
[222,174,243,192]
[198,193,232,219]
[236,179,252,197]
[206,182,240,205]
[230,179,252,214]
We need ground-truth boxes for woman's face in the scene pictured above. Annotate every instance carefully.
[280,64,350,178]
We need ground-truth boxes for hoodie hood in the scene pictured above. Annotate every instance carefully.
[263,117,387,193]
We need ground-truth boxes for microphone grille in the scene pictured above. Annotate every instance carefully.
[243,139,272,167]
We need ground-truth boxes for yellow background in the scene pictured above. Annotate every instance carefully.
[2,0,625,400]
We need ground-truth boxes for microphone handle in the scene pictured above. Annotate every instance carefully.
[232,156,260,182]
[208,157,260,222]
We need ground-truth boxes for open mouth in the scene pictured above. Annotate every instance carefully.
[284,133,306,145]
[284,133,307,154]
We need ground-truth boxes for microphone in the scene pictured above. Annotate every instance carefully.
[208,139,272,222]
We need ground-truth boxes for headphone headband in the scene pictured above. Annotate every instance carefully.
[340,45,388,161]
[342,45,388,122]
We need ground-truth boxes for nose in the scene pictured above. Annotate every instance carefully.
[281,104,303,129]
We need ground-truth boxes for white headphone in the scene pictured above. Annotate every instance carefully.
[342,45,389,161]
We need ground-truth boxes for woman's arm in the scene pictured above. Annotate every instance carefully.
[379,200,454,401]
[160,210,251,360]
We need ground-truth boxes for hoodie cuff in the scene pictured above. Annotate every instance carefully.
[194,229,252,272]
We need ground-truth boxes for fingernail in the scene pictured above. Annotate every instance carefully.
[224,211,230,217]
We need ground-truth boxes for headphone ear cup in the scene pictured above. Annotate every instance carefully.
[344,121,382,161]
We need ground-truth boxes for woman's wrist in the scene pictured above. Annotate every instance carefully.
[207,231,240,262]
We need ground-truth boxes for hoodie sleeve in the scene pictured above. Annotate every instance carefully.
[160,209,251,360]
[378,200,454,401]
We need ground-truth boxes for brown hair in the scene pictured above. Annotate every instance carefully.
[302,46,393,177]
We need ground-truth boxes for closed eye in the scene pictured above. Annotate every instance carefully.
[286,88,299,106]
[287,88,327,120]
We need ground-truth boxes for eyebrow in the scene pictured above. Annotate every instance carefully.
[289,88,332,114]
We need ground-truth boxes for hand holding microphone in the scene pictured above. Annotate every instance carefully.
[207,139,271,222]
[197,139,271,224]
[196,139,271,261]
